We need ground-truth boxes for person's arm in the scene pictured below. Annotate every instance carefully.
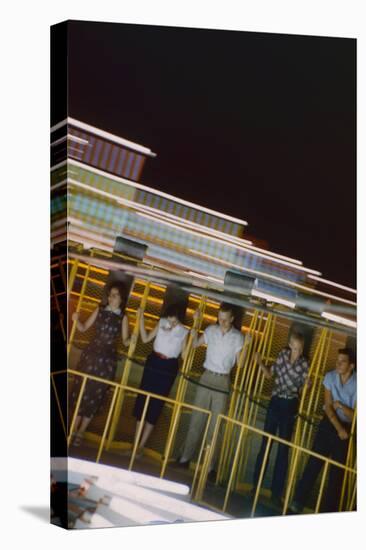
[254,350,273,379]
[299,377,312,395]
[332,400,355,423]
[121,315,130,347]
[236,334,252,366]
[299,360,311,394]
[189,309,206,349]
[323,388,349,440]
[190,328,206,349]
[139,310,159,343]
[72,307,99,333]
[180,333,190,360]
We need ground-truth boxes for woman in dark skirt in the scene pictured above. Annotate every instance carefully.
[70,282,130,446]
[131,304,189,456]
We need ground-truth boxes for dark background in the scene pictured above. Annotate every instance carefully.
[54,20,356,287]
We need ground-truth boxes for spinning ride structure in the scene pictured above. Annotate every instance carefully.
[51,119,356,517]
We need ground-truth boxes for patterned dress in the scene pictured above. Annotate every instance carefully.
[70,307,123,418]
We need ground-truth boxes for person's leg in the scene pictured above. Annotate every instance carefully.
[132,353,155,424]
[208,381,229,472]
[293,419,333,509]
[179,380,211,463]
[72,416,92,446]
[69,377,87,434]
[73,415,82,433]
[253,398,278,490]
[321,430,350,513]
[134,420,142,445]
[138,422,155,450]
[271,399,297,499]
[78,416,92,434]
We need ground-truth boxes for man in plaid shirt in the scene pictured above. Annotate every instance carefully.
[252,331,309,504]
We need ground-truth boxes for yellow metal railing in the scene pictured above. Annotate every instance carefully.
[60,259,356,516]
[51,368,212,480]
[339,408,357,511]
[193,413,356,516]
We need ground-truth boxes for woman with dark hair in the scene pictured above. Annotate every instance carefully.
[70,282,130,446]
[129,304,189,457]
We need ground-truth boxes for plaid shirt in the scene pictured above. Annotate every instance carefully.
[271,347,309,399]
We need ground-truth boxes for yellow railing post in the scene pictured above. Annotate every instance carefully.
[194,445,212,503]
[290,328,328,483]
[162,298,206,466]
[222,423,245,512]
[236,314,276,489]
[58,257,67,290]
[193,412,222,502]
[51,277,66,342]
[67,256,80,302]
[225,311,266,485]
[51,373,67,440]
[67,375,87,446]
[96,386,119,463]
[314,461,329,513]
[251,436,272,517]
[303,329,330,452]
[106,280,151,449]
[250,315,276,429]
[67,252,94,356]
[247,314,273,427]
[282,448,300,514]
[339,408,357,511]
[160,404,182,479]
[240,311,267,426]
[349,474,357,512]
[217,310,260,483]
[190,410,212,499]
[128,395,151,470]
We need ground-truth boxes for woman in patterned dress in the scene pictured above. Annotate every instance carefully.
[70,282,130,446]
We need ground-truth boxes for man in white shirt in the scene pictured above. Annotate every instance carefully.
[177,302,250,479]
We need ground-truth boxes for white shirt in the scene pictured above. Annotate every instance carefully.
[153,318,188,358]
[203,324,245,374]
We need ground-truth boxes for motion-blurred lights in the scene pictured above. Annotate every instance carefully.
[251,289,296,309]
[308,275,357,294]
[321,312,357,329]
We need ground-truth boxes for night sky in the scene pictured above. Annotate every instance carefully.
[62,20,356,287]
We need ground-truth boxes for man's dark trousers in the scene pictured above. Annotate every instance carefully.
[253,396,298,498]
[294,418,350,512]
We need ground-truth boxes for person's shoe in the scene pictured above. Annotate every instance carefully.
[175,458,190,469]
[135,447,144,459]
[207,470,217,483]
[72,433,83,447]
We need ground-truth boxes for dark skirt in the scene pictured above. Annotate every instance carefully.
[133,352,179,425]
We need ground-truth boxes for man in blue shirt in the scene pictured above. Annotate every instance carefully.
[291,347,356,513]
